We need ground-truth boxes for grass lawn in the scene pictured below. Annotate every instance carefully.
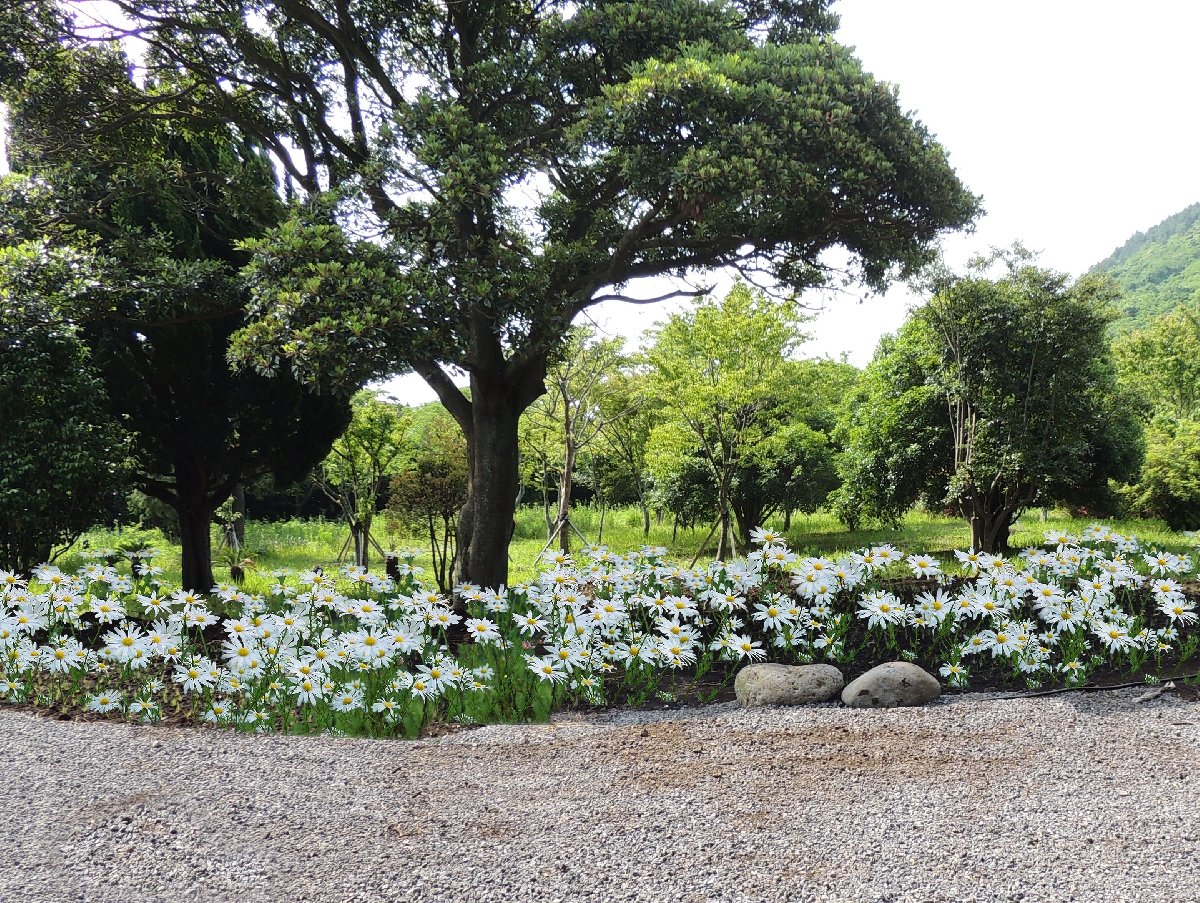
[62,505,1196,590]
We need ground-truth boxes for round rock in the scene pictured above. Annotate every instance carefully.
[841,661,941,708]
[735,663,844,708]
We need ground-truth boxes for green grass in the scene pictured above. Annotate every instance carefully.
[62,505,1195,589]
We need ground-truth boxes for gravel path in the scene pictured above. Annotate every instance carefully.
[4,689,1199,903]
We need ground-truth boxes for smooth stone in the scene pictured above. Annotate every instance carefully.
[841,661,941,708]
[735,663,844,708]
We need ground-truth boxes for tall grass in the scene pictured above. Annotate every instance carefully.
[66,505,1193,587]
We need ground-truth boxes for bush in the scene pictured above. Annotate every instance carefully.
[0,292,128,572]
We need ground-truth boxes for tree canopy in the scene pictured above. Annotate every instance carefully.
[89,0,980,586]
[1113,308,1200,423]
[644,283,846,557]
[1111,304,1200,529]
[836,251,1143,552]
[387,406,469,592]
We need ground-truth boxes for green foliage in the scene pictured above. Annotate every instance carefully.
[203,0,981,392]
[317,391,408,568]
[1113,307,1200,422]
[644,283,848,554]
[1111,304,1200,526]
[518,326,629,548]
[127,490,181,542]
[593,367,657,529]
[387,407,469,590]
[836,250,1143,551]
[730,357,855,531]
[0,1,62,86]
[1092,202,1200,332]
[830,329,948,530]
[1121,418,1200,531]
[0,274,128,572]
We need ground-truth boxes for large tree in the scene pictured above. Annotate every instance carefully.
[834,251,1143,552]
[0,45,351,590]
[104,0,980,586]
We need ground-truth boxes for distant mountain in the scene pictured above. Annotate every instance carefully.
[1091,202,1200,332]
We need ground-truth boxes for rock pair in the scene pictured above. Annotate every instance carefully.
[734,661,941,709]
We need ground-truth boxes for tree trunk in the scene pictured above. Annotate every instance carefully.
[179,504,215,592]
[731,496,767,553]
[427,513,447,591]
[416,336,545,590]
[716,484,734,561]
[443,515,458,592]
[231,482,246,548]
[456,394,522,589]
[710,453,739,561]
[641,500,650,536]
[351,519,370,569]
[557,439,576,554]
[968,492,1017,554]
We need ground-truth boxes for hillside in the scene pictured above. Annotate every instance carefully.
[1091,202,1200,332]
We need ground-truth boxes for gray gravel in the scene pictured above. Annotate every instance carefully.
[4,689,1199,903]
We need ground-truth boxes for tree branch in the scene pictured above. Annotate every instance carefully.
[588,287,711,306]
[412,359,473,435]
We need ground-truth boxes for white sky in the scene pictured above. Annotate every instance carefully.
[4,2,1197,405]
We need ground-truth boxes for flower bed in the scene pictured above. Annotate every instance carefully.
[2,523,1198,737]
